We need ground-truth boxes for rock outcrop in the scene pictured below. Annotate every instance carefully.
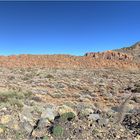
[85,50,133,61]
[114,42,140,62]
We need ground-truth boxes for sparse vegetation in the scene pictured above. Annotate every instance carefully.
[0,91,33,109]
[0,91,24,102]
[133,83,140,93]
[0,68,139,139]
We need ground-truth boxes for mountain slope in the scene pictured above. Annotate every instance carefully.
[0,54,139,70]
[114,42,140,62]
[0,42,139,70]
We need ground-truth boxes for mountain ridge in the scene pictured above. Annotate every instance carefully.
[0,42,139,70]
[114,42,140,62]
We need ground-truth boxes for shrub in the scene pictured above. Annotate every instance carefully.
[60,112,75,122]
[8,75,15,80]
[43,136,49,140]
[45,74,54,79]
[8,98,23,108]
[0,91,30,109]
[132,83,140,93]
[0,91,25,102]
[52,125,64,137]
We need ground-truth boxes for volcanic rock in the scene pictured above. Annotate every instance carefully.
[115,42,140,62]
[85,50,133,61]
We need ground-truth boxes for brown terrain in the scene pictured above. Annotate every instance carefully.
[0,51,139,70]
[0,42,140,140]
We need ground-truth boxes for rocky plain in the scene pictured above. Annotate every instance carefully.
[0,42,140,140]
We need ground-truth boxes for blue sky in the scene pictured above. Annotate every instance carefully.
[0,1,140,56]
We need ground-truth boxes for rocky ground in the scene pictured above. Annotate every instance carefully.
[0,42,140,139]
[0,67,139,140]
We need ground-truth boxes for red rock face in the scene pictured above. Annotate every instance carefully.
[85,51,133,61]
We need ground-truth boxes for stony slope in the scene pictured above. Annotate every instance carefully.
[0,68,139,139]
[114,42,140,62]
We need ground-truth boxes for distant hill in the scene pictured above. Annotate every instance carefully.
[0,54,139,70]
[0,42,139,70]
[114,42,140,62]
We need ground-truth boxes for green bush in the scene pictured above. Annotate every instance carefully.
[45,74,54,79]
[0,91,25,103]
[52,125,64,137]
[60,112,75,122]
[0,91,30,109]
[43,136,49,140]
[8,98,23,108]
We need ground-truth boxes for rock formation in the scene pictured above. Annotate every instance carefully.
[114,42,140,62]
[85,50,133,61]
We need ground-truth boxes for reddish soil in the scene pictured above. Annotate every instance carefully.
[0,54,139,70]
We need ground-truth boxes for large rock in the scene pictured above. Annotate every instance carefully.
[88,114,100,121]
[19,105,35,126]
[41,105,58,122]
[19,105,36,133]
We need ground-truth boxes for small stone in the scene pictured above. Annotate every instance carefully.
[120,128,124,132]
[79,96,91,102]
[98,118,109,126]
[32,129,47,137]
[41,106,57,121]
[81,108,94,116]
[88,114,100,121]
[1,107,7,111]
[13,124,19,130]
[21,121,33,133]
[116,135,120,138]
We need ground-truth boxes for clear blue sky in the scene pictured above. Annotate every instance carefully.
[0,1,140,56]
